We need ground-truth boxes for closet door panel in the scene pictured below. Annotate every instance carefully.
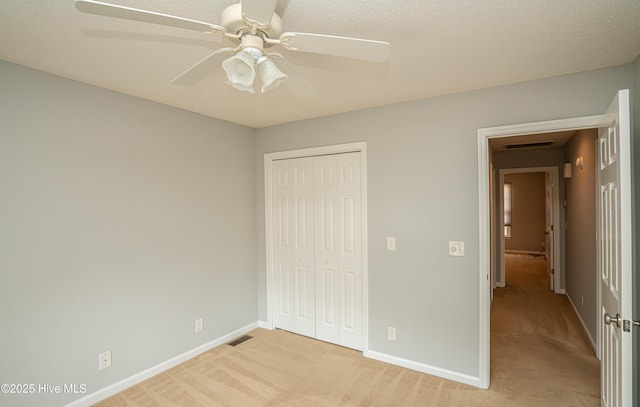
[273,157,315,337]
[315,153,363,350]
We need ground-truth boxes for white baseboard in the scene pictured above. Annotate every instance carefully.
[257,320,271,329]
[564,293,596,352]
[364,350,481,388]
[64,322,260,407]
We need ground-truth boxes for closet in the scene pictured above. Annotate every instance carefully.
[271,152,363,350]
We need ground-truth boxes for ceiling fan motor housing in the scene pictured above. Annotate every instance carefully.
[221,3,282,40]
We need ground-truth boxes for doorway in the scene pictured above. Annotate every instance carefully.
[476,114,603,388]
[497,167,561,294]
[481,91,633,404]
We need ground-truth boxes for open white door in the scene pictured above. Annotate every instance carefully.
[598,89,632,407]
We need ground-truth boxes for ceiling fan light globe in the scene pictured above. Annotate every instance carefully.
[226,80,255,94]
[222,51,256,87]
[258,59,288,93]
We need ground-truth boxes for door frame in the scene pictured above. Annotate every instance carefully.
[490,163,496,302]
[497,167,561,293]
[477,115,603,388]
[264,142,369,351]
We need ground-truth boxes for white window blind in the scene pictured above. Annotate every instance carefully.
[504,183,512,238]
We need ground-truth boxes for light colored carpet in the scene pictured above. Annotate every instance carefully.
[94,254,599,406]
[490,254,600,406]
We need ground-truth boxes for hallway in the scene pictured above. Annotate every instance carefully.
[490,253,600,406]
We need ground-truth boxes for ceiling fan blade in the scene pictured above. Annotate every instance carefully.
[241,0,279,27]
[279,32,390,63]
[269,53,318,100]
[172,47,237,85]
[75,0,225,34]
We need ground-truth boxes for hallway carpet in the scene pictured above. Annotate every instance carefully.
[490,253,600,406]
[93,254,599,406]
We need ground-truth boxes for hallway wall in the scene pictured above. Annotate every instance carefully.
[564,129,598,345]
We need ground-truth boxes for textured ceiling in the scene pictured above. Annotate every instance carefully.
[1,1,639,128]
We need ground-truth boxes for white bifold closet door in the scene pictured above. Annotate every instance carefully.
[273,156,316,338]
[272,152,363,350]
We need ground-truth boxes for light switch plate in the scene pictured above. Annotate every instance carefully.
[387,237,396,251]
[449,241,464,256]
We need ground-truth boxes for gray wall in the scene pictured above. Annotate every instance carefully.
[256,64,634,378]
[503,172,546,253]
[0,61,257,407]
[564,129,598,343]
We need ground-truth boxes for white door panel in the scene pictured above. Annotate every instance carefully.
[315,153,363,350]
[277,264,291,326]
[273,157,315,338]
[315,155,341,344]
[274,163,294,332]
[598,89,632,407]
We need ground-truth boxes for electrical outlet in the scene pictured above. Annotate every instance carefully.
[387,327,397,341]
[99,351,112,370]
[195,318,204,333]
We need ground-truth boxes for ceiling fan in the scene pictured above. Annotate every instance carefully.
[75,0,391,98]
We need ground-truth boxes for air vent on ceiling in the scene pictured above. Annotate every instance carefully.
[505,141,554,149]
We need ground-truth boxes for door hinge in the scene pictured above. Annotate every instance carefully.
[551,224,554,231]
[551,268,554,275]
